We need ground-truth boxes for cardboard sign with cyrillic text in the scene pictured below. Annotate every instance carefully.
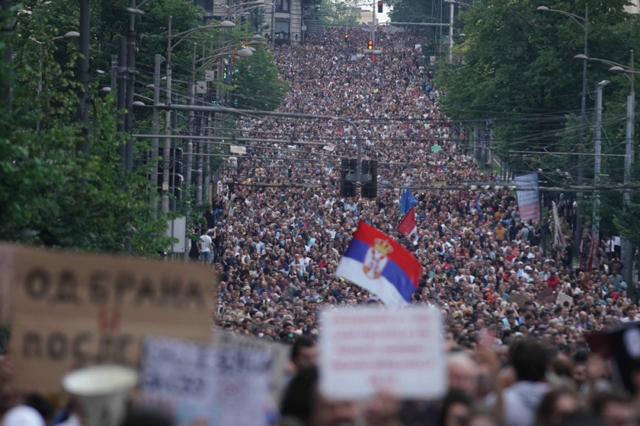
[0,244,217,393]
[320,307,446,400]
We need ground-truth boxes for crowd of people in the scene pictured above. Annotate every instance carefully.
[2,26,640,426]
[198,26,639,426]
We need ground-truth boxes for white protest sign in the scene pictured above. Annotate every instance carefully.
[211,331,290,402]
[556,292,574,306]
[320,307,446,400]
[141,337,270,426]
[229,145,247,155]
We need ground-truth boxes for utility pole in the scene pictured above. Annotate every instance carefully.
[1,0,13,111]
[622,50,635,298]
[117,37,127,168]
[205,113,212,205]
[171,92,178,212]
[593,80,609,243]
[196,110,203,206]
[370,0,375,45]
[151,54,163,218]
[185,76,194,192]
[111,54,118,90]
[574,3,588,268]
[448,1,454,64]
[77,0,90,155]
[162,16,173,213]
[125,0,137,172]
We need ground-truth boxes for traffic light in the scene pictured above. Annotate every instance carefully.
[340,158,357,198]
[345,34,349,42]
[367,40,373,50]
[377,1,383,13]
[361,160,378,199]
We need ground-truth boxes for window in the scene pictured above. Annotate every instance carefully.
[274,20,290,37]
[275,0,289,12]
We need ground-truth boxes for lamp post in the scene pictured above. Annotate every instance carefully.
[161,17,235,213]
[593,79,610,244]
[575,50,638,296]
[538,4,588,265]
[32,31,79,131]
[444,0,473,65]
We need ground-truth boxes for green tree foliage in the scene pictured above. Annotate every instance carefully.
[435,0,640,239]
[232,45,288,111]
[1,0,287,254]
[0,2,176,254]
[387,0,439,23]
[317,0,360,27]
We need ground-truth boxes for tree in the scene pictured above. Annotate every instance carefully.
[436,0,640,242]
[232,45,288,111]
[316,0,360,27]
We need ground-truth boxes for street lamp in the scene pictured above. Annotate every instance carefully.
[160,19,237,213]
[443,0,474,65]
[593,79,610,245]
[31,31,79,131]
[576,50,638,292]
[538,4,588,260]
[195,47,254,73]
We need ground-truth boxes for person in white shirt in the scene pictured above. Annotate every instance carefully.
[199,229,212,264]
[622,306,640,323]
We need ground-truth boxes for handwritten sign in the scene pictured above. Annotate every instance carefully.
[212,331,289,402]
[320,307,446,400]
[141,337,270,426]
[0,244,216,393]
[508,293,527,307]
[556,292,574,306]
[536,288,555,305]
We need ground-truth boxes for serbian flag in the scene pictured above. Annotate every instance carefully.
[398,207,417,237]
[336,222,421,307]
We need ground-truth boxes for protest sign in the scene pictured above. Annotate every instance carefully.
[141,336,270,426]
[320,307,446,400]
[515,173,541,224]
[211,330,290,401]
[508,293,527,307]
[229,145,247,155]
[0,244,217,393]
[556,292,574,306]
[536,288,555,305]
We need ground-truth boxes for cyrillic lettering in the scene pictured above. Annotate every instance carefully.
[23,332,42,358]
[24,268,50,300]
[51,270,81,304]
[89,271,109,305]
[47,332,68,360]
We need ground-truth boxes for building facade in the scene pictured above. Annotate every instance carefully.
[192,0,303,45]
[625,0,639,14]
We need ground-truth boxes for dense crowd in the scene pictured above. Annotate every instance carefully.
[198,26,640,426]
[2,27,640,426]
[198,27,638,344]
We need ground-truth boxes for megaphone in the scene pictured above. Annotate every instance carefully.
[62,365,139,426]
